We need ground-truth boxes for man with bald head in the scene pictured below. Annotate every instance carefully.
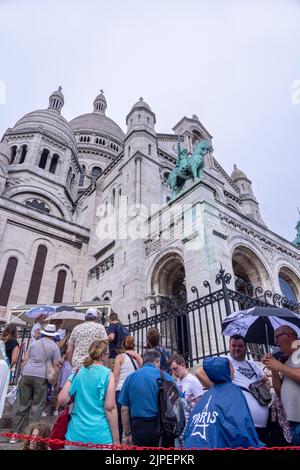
[263,325,300,445]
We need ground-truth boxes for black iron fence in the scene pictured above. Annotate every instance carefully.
[127,268,300,367]
[2,267,300,382]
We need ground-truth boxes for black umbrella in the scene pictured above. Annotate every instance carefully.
[221,306,300,350]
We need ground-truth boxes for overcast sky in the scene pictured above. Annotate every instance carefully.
[0,0,299,243]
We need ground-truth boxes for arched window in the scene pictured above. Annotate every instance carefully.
[39,149,49,169]
[148,144,151,155]
[112,188,116,207]
[19,145,27,164]
[279,275,298,303]
[0,257,18,306]
[26,245,48,304]
[53,269,67,303]
[91,166,102,180]
[49,154,59,174]
[79,165,86,186]
[10,146,18,164]
[147,116,150,124]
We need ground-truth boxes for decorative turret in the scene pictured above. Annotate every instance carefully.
[93,90,107,114]
[293,209,300,247]
[126,97,156,136]
[231,164,264,224]
[48,86,64,113]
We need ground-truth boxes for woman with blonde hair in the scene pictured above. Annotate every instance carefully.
[113,336,143,439]
[58,339,119,449]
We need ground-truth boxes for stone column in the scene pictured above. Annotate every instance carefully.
[135,157,141,206]
[45,152,53,171]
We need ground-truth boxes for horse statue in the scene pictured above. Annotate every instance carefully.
[167,139,213,199]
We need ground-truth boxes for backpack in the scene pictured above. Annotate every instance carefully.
[114,324,130,352]
[157,370,186,440]
[154,345,171,373]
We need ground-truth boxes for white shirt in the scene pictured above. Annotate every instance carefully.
[228,356,269,428]
[176,372,204,422]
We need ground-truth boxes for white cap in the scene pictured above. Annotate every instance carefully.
[85,308,98,319]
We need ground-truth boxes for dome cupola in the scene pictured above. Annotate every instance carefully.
[48,86,64,113]
[93,90,107,115]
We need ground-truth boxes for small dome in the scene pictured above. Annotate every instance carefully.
[69,113,125,142]
[48,86,64,113]
[131,97,152,112]
[93,90,107,114]
[12,109,77,154]
[231,164,248,181]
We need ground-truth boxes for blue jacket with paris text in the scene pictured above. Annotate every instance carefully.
[183,357,264,449]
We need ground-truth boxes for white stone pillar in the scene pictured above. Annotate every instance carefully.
[135,157,141,205]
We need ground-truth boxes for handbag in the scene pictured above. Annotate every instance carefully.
[49,369,79,450]
[246,361,272,406]
[40,340,58,385]
[6,383,20,405]
[249,380,272,406]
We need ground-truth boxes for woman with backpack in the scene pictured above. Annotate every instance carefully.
[113,336,143,440]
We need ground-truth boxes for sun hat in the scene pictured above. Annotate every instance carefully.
[40,324,57,337]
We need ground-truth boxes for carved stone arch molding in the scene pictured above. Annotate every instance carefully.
[28,237,55,263]
[146,245,184,290]
[52,263,74,278]
[147,247,185,298]
[5,186,70,220]
[274,257,300,300]
[0,248,27,265]
[229,236,274,292]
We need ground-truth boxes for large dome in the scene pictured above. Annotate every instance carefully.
[69,113,125,143]
[12,109,77,154]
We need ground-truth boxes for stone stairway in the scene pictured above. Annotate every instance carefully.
[0,386,57,450]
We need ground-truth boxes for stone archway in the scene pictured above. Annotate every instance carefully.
[278,266,300,303]
[232,245,271,295]
[151,253,190,357]
[151,252,186,302]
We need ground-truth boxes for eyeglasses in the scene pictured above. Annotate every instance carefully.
[274,333,288,343]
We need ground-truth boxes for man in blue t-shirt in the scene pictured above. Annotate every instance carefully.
[118,349,174,447]
[107,311,129,369]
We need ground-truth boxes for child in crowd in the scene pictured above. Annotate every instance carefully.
[22,422,51,450]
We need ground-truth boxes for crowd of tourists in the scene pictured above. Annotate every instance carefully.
[0,308,299,450]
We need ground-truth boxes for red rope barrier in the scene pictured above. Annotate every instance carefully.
[2,432,300,451]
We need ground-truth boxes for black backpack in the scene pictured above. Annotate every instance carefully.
[157,370,186,440]
[115,324,130,352]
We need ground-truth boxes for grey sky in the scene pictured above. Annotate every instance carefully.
[0,0,299,243]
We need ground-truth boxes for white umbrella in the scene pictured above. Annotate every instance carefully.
[45,308,85,330]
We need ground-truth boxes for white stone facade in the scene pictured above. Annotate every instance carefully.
[0,88,299,324]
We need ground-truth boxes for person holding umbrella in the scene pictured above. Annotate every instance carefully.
[263,325,300,445]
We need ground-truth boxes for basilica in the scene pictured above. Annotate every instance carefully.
[0,87,299,323]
